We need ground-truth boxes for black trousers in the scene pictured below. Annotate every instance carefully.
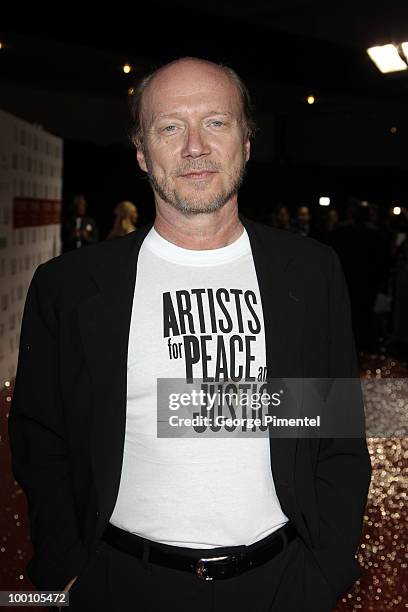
[62,527,336,612]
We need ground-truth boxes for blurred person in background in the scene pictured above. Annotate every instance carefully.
[337,197,359,229]
[330,203,388,351]
[365,203,379,230]
[106,200,139,240]
[265,204,291,230]
[291,204,311,237]
[313,208,339,245]
[388,232,408,361]
[61,193,99,253]
[389,206,408,260]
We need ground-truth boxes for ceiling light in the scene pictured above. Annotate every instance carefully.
[367,44,407,73]
[401,42,408,62]
[319,197,330,206]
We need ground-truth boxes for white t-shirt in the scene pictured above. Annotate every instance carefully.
[109,224,288,547]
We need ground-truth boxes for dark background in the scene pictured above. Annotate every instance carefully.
[1,8,408,610]
[2,2,408,237]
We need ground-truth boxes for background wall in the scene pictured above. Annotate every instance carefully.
[0,109,62,383]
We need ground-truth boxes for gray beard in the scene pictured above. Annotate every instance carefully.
[144,149,247,216]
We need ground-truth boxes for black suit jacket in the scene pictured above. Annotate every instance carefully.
[61,215,99,253]
[8,213,372,603]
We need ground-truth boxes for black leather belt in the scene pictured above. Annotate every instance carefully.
[102,522,298,581]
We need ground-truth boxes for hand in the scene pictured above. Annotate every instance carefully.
[63,575,78,592]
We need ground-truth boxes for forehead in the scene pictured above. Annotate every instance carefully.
[142,62,242,122]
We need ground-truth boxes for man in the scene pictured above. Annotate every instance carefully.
[292,204,312,237]
[61,194,99,253]
[8,57,371,611]
[266,204,291,230]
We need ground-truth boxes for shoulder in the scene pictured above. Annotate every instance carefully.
[243,216,334,264]
[33,231,136,292]
[242,216,343,294]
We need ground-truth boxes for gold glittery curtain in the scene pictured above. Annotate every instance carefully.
[1,354,407,611]
[334,355,408,611]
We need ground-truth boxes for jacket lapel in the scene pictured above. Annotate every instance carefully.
[77,213,304,541]
[76,222,154,540]
[238,214,303,528]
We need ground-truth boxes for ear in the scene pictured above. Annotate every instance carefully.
[244,138,251,163]
[136,143,148,173]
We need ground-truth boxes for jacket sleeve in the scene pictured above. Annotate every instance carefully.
[311,246,372,601]
[8,263,89,591]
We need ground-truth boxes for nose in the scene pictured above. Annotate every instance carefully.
[181,125,210,158]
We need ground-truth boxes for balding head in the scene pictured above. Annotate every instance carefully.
[129,57,256,149]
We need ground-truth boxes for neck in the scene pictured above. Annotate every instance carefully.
[153,199,244,250]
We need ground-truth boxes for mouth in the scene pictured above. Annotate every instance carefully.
[179,171,217,180]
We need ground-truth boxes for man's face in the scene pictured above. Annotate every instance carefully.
[75,197,87,216]
[277,207,289,226]
[136,60,250,216]
[297,206,310,225]
[131,207,138,224]
[327,209,338,225]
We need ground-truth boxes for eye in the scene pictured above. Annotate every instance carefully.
[162,125,178,133]
[210,120,225,127]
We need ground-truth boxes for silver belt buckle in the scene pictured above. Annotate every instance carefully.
[195,554,231,581]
